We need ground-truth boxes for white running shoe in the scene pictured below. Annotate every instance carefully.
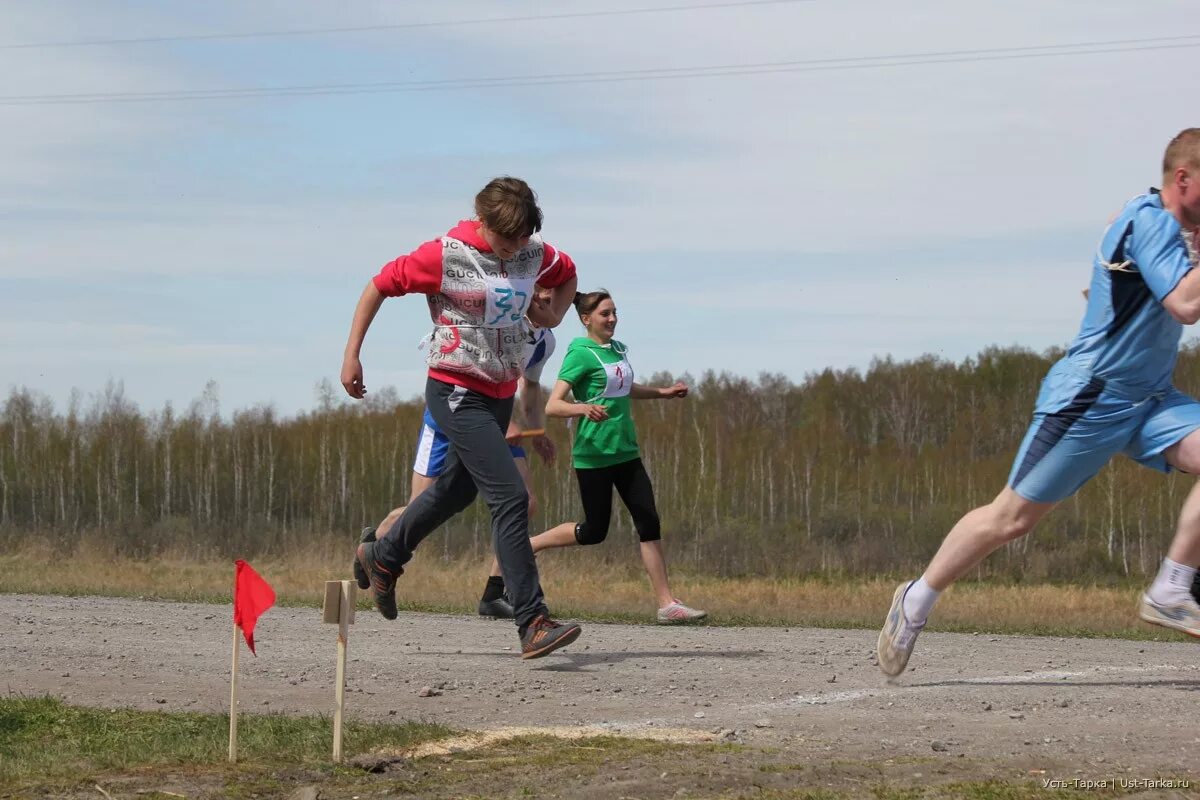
[1139,593,1200,638]
[877,581,925,678]
[657,600,707,624]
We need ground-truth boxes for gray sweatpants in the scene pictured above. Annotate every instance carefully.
[375,378,548,627]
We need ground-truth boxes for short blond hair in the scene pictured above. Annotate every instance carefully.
[1162,128,1200,177]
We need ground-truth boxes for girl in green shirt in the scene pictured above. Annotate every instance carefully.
[537,290,706,624]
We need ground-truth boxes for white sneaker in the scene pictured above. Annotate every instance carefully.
[1139,593,1200,638]
[877,581,925,678]
[657,600,707,624]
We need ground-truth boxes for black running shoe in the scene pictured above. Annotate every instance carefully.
[352,526,376,590]
[519,615,581,659]
[355,540,400,620]
[477,593,515,619]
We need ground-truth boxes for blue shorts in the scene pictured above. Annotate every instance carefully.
[1008,361,1200,503]
[412,408,526,478]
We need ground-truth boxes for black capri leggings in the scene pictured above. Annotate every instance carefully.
[573,457,662,545]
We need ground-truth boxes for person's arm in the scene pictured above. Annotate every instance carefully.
[527,274,577,328]
[340,281,386,399]
[521,379,545,429]
[631,381,689,401]
[340,239,444,399]
[520,378,557,464]
[1164,269,1200,324]
[527,243,577,328]
[505,378,527,444]
[504,376,541,444]
[545,379,608,421]
[1128,208,1200,324]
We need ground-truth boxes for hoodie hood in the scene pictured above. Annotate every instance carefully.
[446,219,491,252]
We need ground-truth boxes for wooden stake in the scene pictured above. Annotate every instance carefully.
[228,607,240,763]
[324,579,356,763]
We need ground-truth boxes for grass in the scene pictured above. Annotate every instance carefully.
[5,698,1188,799]
[0,695,453,792]
[744,785,1147,799]
[0,537,1190,640]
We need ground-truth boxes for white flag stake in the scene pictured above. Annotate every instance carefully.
[322,579,357,762]
[228,568,241,763]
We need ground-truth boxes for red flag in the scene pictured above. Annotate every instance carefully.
[233,560,275,656]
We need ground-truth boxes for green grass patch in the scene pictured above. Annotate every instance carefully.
[2,698,1190,799]
[0,696,453,792]
[746,781,1156,799]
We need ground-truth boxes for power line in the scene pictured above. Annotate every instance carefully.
[0,0,814,49]
[3,34,1197,107]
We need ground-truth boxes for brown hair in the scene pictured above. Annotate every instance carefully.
[1163,129,1200,177]
[573,289,612,317]
[474,177,543,239]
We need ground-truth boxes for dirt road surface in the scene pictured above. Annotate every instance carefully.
[3,594,1199,778]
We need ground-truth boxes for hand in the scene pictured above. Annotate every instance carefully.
[528,288,551,317]
[531,435,556,465]
[525,301,556,328]
[341,356,367,399]
[505,421,523,445]
[580,404,609,422]
[660,381,689,399]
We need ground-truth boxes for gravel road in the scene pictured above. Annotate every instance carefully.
[3,594,1199,776]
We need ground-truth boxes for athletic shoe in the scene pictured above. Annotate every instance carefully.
[352,526,376,590]
[355,540,400,621]
[877,581,925,678]
[656,600,707,624]
[478,593,515,619]
[1139,593,1200,638]
[519,615,582,659]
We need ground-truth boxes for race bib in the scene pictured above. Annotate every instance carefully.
[482,272,534,326]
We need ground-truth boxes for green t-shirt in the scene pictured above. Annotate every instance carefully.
[557,337,640,469]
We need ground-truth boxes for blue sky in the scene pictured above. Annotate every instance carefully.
[2,0,1198,415]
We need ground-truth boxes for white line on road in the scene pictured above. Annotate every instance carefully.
[765,663,1199,709]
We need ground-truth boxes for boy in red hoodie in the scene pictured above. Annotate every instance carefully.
[340,177,582,659]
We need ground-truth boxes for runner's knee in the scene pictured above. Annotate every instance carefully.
[991,507,1037,543]
[634,514,661,542]
[574,521,609,546]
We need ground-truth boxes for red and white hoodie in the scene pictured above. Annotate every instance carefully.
[373,220,576,399]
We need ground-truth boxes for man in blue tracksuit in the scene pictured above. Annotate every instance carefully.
[880,128,1200,677]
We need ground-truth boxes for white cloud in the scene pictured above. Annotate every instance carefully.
[4,0,1196,412]
[0,320,287,364]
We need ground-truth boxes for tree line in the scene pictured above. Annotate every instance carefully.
[5,344,1200,581]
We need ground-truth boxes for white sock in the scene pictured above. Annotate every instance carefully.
[902,577,940,625]
[1147,558,1197,605]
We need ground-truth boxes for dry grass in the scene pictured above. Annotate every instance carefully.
[0,537,1179,639]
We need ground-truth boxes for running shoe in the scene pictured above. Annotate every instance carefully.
[352,526,376,590]
[656,600,707,624]
[478,593,515,619]
[355,539,400,621]
[877,581,925,678]
[519,615,582,659]
[1139,593,1200,638]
